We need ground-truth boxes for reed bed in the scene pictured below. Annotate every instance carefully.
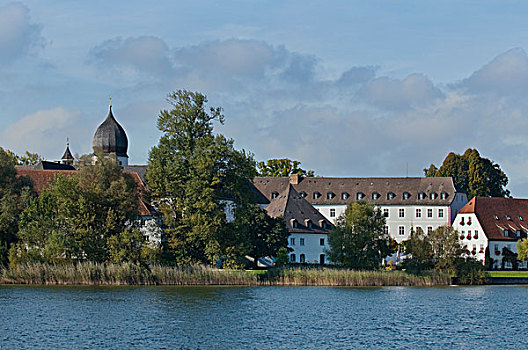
[265,267,452,286]
[1,263,451,286]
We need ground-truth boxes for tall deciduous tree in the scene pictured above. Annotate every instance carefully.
[424,148,509,199]
[146,90,256,265]
[428,225,463,271]
[327,201,395,269]
[257,158,315,177]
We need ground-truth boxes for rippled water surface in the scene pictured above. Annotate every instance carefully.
[1,285,528,349]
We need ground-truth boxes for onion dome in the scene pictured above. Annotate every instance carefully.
[92,105,128,157]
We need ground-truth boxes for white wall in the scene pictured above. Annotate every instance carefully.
[453,212,488,263]
[288,233,329,264]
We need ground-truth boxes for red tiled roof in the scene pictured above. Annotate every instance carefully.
[16,169,152,216]
[458,197,528,241]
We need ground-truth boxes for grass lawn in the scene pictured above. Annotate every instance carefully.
[245,270,268,275]
[487,271,528,278]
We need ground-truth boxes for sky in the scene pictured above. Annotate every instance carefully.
[2,1,528,195]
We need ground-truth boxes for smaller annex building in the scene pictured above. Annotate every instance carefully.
[453,197,528,269]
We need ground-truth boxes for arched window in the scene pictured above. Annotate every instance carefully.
[300,254,306,263]
[290,254,296,262]
[341,192,349,200]
[271,191,279,199]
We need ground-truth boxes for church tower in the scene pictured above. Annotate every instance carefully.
[92,102,129,165]
[61,140,75,166]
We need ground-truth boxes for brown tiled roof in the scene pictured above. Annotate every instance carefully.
[253,176,459,206]
[16,169,152,216]
[265,184,332,234]
[458,197,528,241]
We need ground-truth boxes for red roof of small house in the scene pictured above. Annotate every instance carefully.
[458,197,528,241]
[16,168,152,216]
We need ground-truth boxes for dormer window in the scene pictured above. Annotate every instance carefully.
[372,192,380,200]
[441,192,449,200]
[418,192,426,200]
[517,230,521,238]
[341,192,349,200]
[271,192,279,199]
[504,229,509,237]
[403,192,411,200]
[291,219,299,228]
[507,215,512,221]
[299,191,307,198]
[494,215,499,220]
[313,192,321,200]
[520,216,524,221]
[357,192,365,200]
[327,192,336,200]
[387,192,395,200]
[305,219,313,229]
[430,192,438,200]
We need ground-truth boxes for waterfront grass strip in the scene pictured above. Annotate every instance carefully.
[1,263,451,286]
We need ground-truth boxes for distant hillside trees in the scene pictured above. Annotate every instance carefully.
[424,148,509,199]
[257,158,315,177]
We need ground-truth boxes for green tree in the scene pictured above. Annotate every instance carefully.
[425,149,509,199]
[428,225,463,271]
[107,228,145,264]
[15,155,139,263]
[230,205,289,269]
[257,158,315,177]
[327,201,395,269]
[401,227,434,272]
[0,148,33,265]
[517,238,528,262]
[146,90,256,265]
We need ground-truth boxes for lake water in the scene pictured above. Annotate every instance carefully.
[1,285,527,349]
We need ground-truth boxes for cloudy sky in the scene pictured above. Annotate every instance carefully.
[2,1,528,195]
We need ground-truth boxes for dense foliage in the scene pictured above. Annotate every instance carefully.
[257,158,315,177]
[424,148,509,199]
[147,90,287,266]
[327,201,395,269]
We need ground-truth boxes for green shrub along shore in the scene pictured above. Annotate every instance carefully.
[0,262,453,286]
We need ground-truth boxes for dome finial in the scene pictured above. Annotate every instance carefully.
[109,97,112,109]
[66,137,69,147]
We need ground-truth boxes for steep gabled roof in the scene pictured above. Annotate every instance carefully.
[253,176,460,206]
[459,197,528,241]
[265,184,332,233]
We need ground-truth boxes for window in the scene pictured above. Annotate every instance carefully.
[427,226,433,234]
[320,238,325,246]
[387,192,395,200]
[292,220,299,228]
[290,254,296,262]
[427,209,433,218]
[357,192,365,200]
[327,192,335,200]
[399,209,405,218]
[271,191,279,199]
[474,230,478,239]
[290,237,295,245]
[416,209,422,218]
[494,215,499,220]
[300,238,305,246]
[384,226,389,235]
[372,192,380,200]
[300,191,307,198]
[418,192,426,200]
[320,254,325,265]
[504,230,509,237]
[313,192,321,199]
[330,209,336,217]
[430,192,438,200]
[480,244,484,252]
[438,209,444,218]
[517,230,522,238]
[520,216,524,221]
[399,226,405,236]
[383,208,389,218]
[300,254,305,263]
[494,244,499,252]
[507,215,512,221]
[403,192,410,200]
[341,192,349,200]
[441,192,449,200]
[306,221,313,229]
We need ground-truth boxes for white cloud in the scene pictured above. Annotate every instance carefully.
[0,2,44,63]
[2,107,81,158]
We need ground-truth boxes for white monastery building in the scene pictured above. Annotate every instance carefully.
[253,174,468,263]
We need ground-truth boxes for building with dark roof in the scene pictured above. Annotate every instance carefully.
[454,197,528,268]
[93,105,129,165]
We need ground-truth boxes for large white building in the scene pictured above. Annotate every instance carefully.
[253,174,468,263]
[453,197,528,269]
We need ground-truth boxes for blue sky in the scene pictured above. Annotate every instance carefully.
[2,1,528,195]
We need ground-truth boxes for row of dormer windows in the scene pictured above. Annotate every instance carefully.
[290,191,450,201]
[291,219,331,230]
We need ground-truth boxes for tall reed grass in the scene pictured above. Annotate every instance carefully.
[0,263,451,286]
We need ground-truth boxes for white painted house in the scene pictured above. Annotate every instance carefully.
[453,197,528,269]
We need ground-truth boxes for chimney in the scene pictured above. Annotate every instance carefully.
[289,173,300,185]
